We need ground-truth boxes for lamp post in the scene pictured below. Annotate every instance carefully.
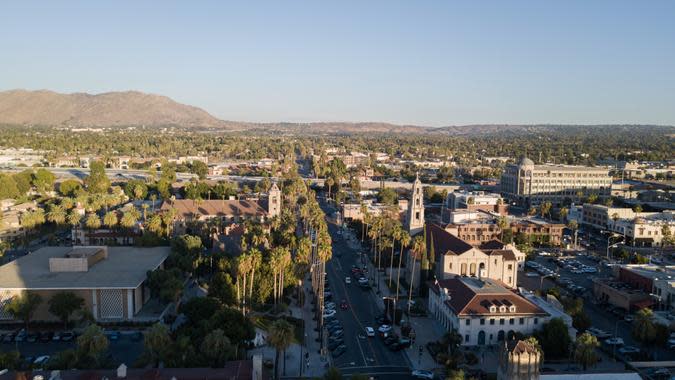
[613,319,624,360]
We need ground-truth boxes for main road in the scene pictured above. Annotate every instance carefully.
[319,198,414,379]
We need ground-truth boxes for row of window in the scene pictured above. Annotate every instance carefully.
[466,317,538,326]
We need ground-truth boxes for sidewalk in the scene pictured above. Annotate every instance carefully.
[407,315,446,371]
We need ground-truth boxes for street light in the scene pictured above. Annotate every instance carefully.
[602,231,624,261]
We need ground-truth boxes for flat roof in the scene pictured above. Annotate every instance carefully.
[0,246,170,290]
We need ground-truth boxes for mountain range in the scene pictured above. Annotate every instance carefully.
[0,89,671,135]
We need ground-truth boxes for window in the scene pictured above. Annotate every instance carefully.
[499,319,505,325]
[470,263,476,276]
[489,305,496,313]
[465,335,470,343]
[534,318,539,325]
[461,263,467,276]
[519,318,524,325]
[509,318,514,325]
[508,264,513,270]
[466,319,470,326]
[480,318,485,325]
[490,319,495,325]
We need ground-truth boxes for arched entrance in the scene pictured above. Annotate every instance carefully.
[478,331,486,345]
[507,330,515,340]
[497,330,505,341]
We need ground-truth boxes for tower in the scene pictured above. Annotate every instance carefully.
[268,182,281,218]
[406,173,424,235]
[497,340,541,380]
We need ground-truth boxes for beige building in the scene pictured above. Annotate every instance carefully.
[583,204,674,247]
[425,224,519,288]
[497,339,542,380]
[501,157,612,207]
[0,246,169,322]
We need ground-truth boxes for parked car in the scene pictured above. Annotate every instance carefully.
[345,277,351,284]
[332,345,347,357]
[365,327,375,337]
[340,300,349,310]
[322,309,336,318]
[618,346,640,355]
[60,332,75,342]
[33,355,50,369]
[412,370,435,379]
[26,333,39,343]
[378,324,392,333]
[39,331,53,343]
[604,337,624,346]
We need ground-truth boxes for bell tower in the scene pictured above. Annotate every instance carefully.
[407,173,424,235]
[268,182,281,218]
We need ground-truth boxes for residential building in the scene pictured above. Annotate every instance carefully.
[424,223,519,288]
[0,246,170,322]
[428,276,549,346]
[501,157,612,207]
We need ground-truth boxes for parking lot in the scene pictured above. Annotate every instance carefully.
[0,328,144,368]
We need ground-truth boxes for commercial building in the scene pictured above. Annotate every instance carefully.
[592,277,653,312]
[501,157,612,207]
[428,276,549,346]
[340,199,408,221]
[446,190,507,215]
[582,204,674,247]
[0,246,170,322]
[617,264,675,311]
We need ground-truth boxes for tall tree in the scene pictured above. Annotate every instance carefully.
[85,161,111,194]
[48,292,85,328]
[76,324,109,368]
[201,329,234,367]
[396,231,411,302]
[4,292,42,331]
[268,319,294,380]
[574,332,599,370]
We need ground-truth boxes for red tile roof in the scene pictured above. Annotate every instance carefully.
[431,276,547,317]
[426,223,474,256]
[161,199,266,219]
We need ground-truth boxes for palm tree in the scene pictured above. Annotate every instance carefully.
[103,211,118,230]
[268,319,294,380]
[632,308,656,353]
[84,213,101,234]
[497,216,509,241]
[141,203,149,222]
[325,177,334,200]
[248,248,262,307]
[161,207,177,237]
[396,231,411,302]
[147,214,163,235]
[567,220,579,249]
[120,211,138,245]
[574,332,599,370]
[389,223,402,287]
[149,193,157,212]
[46,204,66,225]
[360,203,369,241]
[236,253,251,315]
[408,235,426,314]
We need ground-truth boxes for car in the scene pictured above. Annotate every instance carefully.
[322,309,336,318]
[389,342,404,351]
[52,332,62,342]
[15,330,27,342]
[412,369,435,379]
[587,328,611,339]
[345,277,351,284]
[3,333,15,343]
[384,335,399,345]
[365,327,375,337]
[340,300,349,310]
[398,338,412,348]
[26,333,39,343]
[328,340,343,350]
[330,330,344,339]
[378,324,392,333]
[624,315,634,322]
[604,337,624,346]
[618,346,640,355]
[332,344,347,357]
[325,302,336,310]
[525,272,539,277]
[33,355,50,368]
[327,325,342,334]
[131,331,143,342]
[61,332,75,342]
[39,331,53,343]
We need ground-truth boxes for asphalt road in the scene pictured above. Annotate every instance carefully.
[320,199,413,378]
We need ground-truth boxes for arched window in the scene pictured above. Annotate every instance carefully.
[469,263,476,276]
[460,263,467,276]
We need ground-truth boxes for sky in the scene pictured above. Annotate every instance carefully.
[1,1,675,126]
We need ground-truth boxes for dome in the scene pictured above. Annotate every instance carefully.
[518,157,535,166]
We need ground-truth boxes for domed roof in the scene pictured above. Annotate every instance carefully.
[518,157,535,166]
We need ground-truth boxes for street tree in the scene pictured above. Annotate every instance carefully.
[574,332,599,370]
[48,292,85,328]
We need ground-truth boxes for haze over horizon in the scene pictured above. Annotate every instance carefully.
[2,1,675,126]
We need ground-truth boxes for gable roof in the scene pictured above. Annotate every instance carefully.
[426,223,474,256]
[479,239,506,250]
[486,249,517,261]
[161,199,266,219]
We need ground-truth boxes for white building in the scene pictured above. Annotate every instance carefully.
[428,276,550,346]
[582,204,674,247]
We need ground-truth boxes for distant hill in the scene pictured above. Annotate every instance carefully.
[0,89,230,128]
[1,89,672,136]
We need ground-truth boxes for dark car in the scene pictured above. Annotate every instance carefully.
[333,345,347,357]
[39,332,53,343]
[131,331,143,342]
[328,325,342,334]
[398,338,412,348]
[388,342,404,351]
[26,333,39,343]
[3,333,15,343]
[60,332,75,342]
[384,335,399,346]
[330,330,344,339]
[328,340,343,350]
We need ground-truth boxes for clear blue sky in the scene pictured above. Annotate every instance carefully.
[2,1,674,126]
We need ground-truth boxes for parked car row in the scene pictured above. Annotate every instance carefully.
[0,330,76,344]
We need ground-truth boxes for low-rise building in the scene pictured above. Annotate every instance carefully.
[583,204,675,247]
[428,276,550,346]
[446,190,507,215]
[592,277,653,312]
[617,264,675,311]
[0,246,170,322]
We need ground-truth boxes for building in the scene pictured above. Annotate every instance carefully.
[616,264,675,311]
[160,184,280,235]
[406,173,425,235]
[501,157,612,207]
[592,277,653,312]
[428,276,549,346]
[341,199,408,221]
[0,201,40,243]
[497,339,541,380]
[510,218,565,246]
[582,204,674,246]
[0,246,170,322]
[446,190,507,215]
[424,223,519,288]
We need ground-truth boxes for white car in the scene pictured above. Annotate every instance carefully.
[345,277,351,284]
[378,324,392,333]
[33,356,50,368]
[325,302,336,310]
[322,309,336,318]
[618,346,640,354]
[525,272,539,277]
[412,370,434,379]
[604,337,624,346]
[365,327,375,337]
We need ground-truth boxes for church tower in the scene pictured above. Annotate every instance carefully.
[406,173,424,235]
[268,182,281,218]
